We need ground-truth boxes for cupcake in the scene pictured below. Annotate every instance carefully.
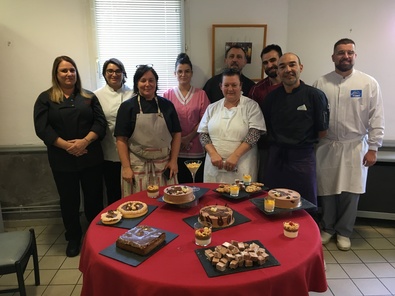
[283,221,299,238]
[147,185,159,198]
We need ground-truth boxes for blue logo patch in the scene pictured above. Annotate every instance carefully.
[350,90,362,98]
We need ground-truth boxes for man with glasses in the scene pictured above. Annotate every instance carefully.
[314,38,385,251]
[203,44,255,103]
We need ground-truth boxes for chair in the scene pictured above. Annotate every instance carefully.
[0,228,40,296]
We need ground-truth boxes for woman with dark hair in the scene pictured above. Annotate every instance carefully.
[34,56,106,257]
[94,58,133,204]
[115,65,181,194]
[163,53,210,183]
[198,68,266,184]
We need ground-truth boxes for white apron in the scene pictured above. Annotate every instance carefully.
[204,105,258,183]
[316,136,368,196]
[122,96,177,196]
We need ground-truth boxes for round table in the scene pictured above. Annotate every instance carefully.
[79,183,327,296]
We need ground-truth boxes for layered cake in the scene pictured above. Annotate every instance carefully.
[163,185,194,204]
[147,185,159,198]
[117,201,148,218]
[283,221,299,238]
[268,188,301,209]
[199,205,234,228]
[116,225,166,255]
[101,210,122,225]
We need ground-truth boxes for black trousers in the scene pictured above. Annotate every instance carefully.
[177,156,205,184]
[52,164,104,241]
[103,160,122,205]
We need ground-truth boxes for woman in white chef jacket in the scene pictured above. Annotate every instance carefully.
[198,68,266,183]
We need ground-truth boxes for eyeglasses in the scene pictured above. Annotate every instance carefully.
[136,64,153,68]
[106,69,123,75]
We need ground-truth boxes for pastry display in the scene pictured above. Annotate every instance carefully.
[268,188,301,209]
[199,205,234,228]
[216,182,263,194]
[116,225,166,255]
[215,183,232,193]
[283,221,299,238]
[117,201,148,218]
[147,185,159,198]
[163,185,194,204]
[204,240,269,272]
[101,210,122,225]
[245,184,262,193]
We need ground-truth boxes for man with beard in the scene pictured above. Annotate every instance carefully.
[262,53,329,208]
[249,44,283,182]
[313,38,384,251]
[203,44,255,103]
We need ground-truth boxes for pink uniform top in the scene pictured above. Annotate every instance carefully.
[163,86,210,158]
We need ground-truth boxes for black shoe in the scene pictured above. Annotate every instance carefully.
[66,240,80,257]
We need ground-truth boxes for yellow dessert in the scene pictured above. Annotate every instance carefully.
[243,174,252,185]
[186,162,201,174]
[264,198,275,212]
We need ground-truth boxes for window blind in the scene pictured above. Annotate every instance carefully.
[94,0,183,94]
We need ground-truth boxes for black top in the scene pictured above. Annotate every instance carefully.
[203,73,256,103]
[262,81,329,147]
[114,95,182,138]
[34,90,106,172]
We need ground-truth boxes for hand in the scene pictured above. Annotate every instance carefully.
[181,136,191,151]
[66,139,88,157]
[210,153,223,169]
[166,161,178,179]
[224,155,238,171]
[121,166,134,183]
[363,150,377,167]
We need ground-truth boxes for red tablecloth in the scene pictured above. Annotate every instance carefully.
[79,183,327,296]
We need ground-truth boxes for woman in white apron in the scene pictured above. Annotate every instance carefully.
[198,69,266,184]
[115,65,181,196]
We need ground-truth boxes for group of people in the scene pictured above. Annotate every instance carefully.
[33,38,384,257]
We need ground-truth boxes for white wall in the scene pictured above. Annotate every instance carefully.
[185,0,288,88]
[0,0,394,146]
[287,0,395,143]
[0,0,96,147]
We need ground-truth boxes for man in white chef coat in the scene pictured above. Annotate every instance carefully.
[313,38,385,251]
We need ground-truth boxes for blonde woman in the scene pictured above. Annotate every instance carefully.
[34,56,106,257]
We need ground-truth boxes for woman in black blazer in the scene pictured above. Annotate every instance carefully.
[34,56,106,257]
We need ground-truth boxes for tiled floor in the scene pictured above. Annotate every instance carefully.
[311,218,395,296]
[1,217,395,296]
[1,218,83,296]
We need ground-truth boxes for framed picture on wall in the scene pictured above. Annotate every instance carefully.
[212,24,267,81]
